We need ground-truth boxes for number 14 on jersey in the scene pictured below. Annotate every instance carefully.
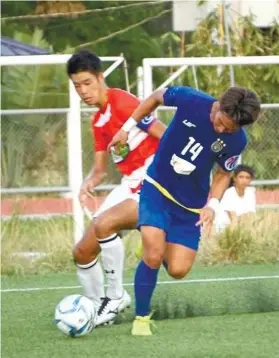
[181,137,203,161]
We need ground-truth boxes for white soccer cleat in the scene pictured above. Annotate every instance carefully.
[118,290,132,312]
[96,290,131,326]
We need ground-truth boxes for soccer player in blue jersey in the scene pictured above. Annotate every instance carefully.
[108,86,261,335]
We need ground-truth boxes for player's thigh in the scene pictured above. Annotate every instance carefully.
[93,183,130,218]
[166,243,197,279]
[94,198,139,238]
[73,220,101,263]
[166,211,200,279]
[138,181,169,267]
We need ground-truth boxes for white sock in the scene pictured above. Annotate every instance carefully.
[76,259,105,307]
[99,234,124,300]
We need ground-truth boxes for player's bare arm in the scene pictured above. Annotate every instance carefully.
[196,167,231,233]
[147,120,167,140]
[107,89,167,150]
[209,167,232,201]
[79,151,108,206]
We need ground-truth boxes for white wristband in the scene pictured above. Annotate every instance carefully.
[122,117,137,132]
[207,198,220,213]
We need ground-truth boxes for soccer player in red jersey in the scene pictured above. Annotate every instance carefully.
[67,50,166,325]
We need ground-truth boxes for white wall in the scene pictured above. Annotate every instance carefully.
[172,0,279,32]
[232,0,279,28]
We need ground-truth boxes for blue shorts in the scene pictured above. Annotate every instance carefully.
[138,180,201,251]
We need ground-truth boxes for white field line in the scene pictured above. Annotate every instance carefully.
[2,275,279,293]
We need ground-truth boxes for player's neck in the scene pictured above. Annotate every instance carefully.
[98,85,109,109]
[235,186,245,197]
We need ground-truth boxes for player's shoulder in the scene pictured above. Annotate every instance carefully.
[246,186,256,195]
[108,88,138,102]
[165,86,216,103]
[224,186,236,197]
[220,186,236,204]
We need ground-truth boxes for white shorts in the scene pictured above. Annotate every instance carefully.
[93,155,154,218]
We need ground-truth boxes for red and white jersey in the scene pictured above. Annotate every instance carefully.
[92,88,159,176]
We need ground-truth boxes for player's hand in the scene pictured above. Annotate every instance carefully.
[78,177,96,207]
[107,129,129,153]
[196,206,215,235]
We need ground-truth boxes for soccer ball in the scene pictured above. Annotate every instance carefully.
[55,295,97,337]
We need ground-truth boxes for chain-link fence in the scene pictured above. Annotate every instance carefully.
[242,107,279,181]
[1,112,68,189]
[1,105,279,194]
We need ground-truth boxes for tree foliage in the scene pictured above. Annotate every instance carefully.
[1,28,68,187]
[2,1,172,90]
[1,2,279,183]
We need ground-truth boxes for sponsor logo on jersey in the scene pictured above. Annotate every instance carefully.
[224,155,240,171]
[170,154,196,175]
[183,119,196,128]
[211,138,226,153]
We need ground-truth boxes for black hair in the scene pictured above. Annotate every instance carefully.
[67,50,102,76]
[220,87,261,126]
[229,164,255,187]
[234,164,255,179]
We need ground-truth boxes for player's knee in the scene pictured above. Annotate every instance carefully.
[72,244,84,263]
[72,245,87,264]
[144,249,164,269]
[168,265,191,280]
[72,241,100,264]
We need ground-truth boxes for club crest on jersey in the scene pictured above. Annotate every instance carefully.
[225,155,240,171]
[211,138,226,153]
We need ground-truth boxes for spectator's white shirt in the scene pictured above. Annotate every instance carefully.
[215,186,256,231]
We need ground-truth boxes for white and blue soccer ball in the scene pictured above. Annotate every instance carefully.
[55,294,97,337]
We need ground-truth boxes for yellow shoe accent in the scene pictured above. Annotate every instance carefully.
[135,240,143,260]
[131,315,154,336]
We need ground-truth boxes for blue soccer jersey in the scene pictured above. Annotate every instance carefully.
[146,86,247,211]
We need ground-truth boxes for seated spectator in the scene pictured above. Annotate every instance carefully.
[215,165,256,231]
